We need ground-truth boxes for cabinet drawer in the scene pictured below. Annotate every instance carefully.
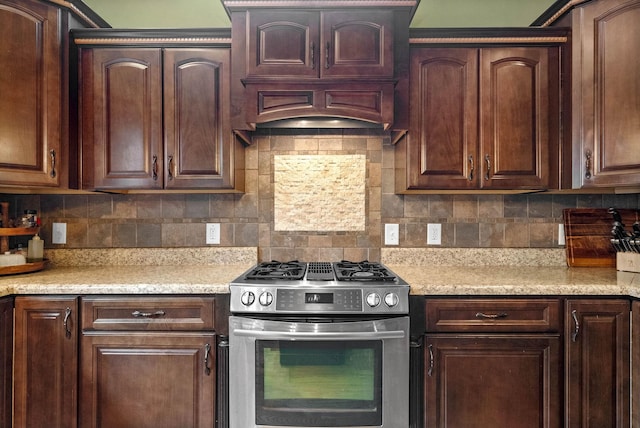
[425,298,561,333]
[81,296,215,331]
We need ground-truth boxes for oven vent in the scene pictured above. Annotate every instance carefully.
[306,262,335,281]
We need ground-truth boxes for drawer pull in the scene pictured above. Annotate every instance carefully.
[63,307,72,338]
[475,312,508,320]
[571,309,580,342]
[427,344,434,377]
[204,343,212,376]
[131,310,166,318]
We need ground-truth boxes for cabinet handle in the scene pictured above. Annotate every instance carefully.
[475,312,508,320]
[427,344,434,377]
[584,150,592,179]
[571,309,580,342]
[325,42,330,69]
[484,154,491,181]
[168,155,174,181]
[468,155,474,181]
[49,150,57,178]
[63,307,72,338]
[152,155,158,180]
[131,310,166,318]
[204,343,212,375]
[310,42,315,70]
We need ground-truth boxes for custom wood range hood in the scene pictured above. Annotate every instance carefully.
[221,0,419,144]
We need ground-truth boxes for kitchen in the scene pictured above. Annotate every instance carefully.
[1,0,640,427]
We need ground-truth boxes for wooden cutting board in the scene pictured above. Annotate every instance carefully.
[563,208,639,267]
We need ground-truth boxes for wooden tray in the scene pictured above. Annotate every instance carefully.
[563,208,639,267]
[0,259,48,276]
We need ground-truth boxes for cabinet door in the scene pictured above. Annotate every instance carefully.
[163,48,234,189]
[479,47,558,189]
[407,48,479,189]
[14,296,78,428]
[0,0,61,187]
[247,10,319,78]
[321,10,394,78]
[571,0,640,187]
[424,334,561,428]
[81,48,163,190]
[565,299,630,428]
[0,297,12,428]
[80,333,215,428]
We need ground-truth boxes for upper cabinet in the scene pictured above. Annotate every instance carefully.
[538,0,640,190]
[72,30,244,192]
[223,0,417,139]
[0,0,105,189]
[396,29,567,192]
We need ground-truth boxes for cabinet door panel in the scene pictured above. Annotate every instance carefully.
[164,49,233,188]
[82,48,163,189]
[80,333,215,428]
[407,48,478,189]
[424,335,561,428]
[0,0,60,186]
[480,47,554,189]
[565,299,630,428]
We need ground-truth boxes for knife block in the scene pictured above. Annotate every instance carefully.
[617,252,640,273]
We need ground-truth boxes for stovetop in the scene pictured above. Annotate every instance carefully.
[230,260,409,315]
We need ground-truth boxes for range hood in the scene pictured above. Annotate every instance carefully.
[255,117,385,129]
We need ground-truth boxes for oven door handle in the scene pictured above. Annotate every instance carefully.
[232,329,406,340]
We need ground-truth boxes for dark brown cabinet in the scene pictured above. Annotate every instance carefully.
[397,29,565,192]
[565,299,630,427]
[543,0,640,189]
[75,30,244,191]
[0,0,100,189]
[422,298,562,428]
[13,296,78,428]
[79,296,217,428]
[0,297,13,428]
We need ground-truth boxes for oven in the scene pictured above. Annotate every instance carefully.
[228,261,410,428]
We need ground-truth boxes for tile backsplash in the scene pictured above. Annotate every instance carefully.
[3,129,640,262]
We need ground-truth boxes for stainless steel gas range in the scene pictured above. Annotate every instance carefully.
[228,260,410,428]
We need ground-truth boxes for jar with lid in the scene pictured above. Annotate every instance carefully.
[22,210,37,228]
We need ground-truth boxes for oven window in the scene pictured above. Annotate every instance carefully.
[256,340,382,427]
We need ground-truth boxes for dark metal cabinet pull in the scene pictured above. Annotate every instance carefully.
[325,42,330,69]
[204,343,212,375]
[131,310,166,318]
[585,150,592,179]
[475,312,508,319]
[484,154,491,180]
[168,155,174,181]
[49,150,57,178]
[310,42,315,69]
[152,155,158,180]
[63,307,72,338]
[427,344,434,377]
[468,155,474,181]
[571,309,580,342]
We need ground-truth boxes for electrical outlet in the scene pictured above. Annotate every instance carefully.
[52,222,67,244]
[558,223,566,246]
[384,224,399,246]
[206,223,220,245]
[427,223,441,245]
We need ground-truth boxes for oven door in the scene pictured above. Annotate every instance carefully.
[229,316,409,428]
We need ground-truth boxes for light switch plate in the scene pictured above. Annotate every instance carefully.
[52,222,67,244]
[384,224,399,246]
[558,223,565,246]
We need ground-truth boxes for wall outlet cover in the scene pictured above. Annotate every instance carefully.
[384,224,399,246]
[427,223,441,245]
[52,222,67,244]
[206,223,220,245]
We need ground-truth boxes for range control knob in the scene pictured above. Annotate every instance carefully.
[384,293,399,307]
[259,291,274,307]
[366,293,381,308]
[240,291,255,306]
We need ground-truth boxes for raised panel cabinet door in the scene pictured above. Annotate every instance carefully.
[80,333,216,428]
[407,48,479,189]
[81,48,163,190]
[572,0,640,187]
[565,299,630,428]
[163,48,233,189]
[479,47,558,189]
[321,10,394,78]
[424,335,561,428]
[0,0,61,187]
[247,10,319,78]
[0,297,13,428]
[14,296,78,428]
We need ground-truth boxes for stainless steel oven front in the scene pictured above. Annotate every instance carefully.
[229,315,409,428]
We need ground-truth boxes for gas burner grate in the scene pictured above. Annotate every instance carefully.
[334,260,397,281]
[306,262,335,281]
[244,260,306,280]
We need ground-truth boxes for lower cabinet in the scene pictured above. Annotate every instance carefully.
[0,297,13,428]
[13,296,79,428]
[565,299,630,427]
